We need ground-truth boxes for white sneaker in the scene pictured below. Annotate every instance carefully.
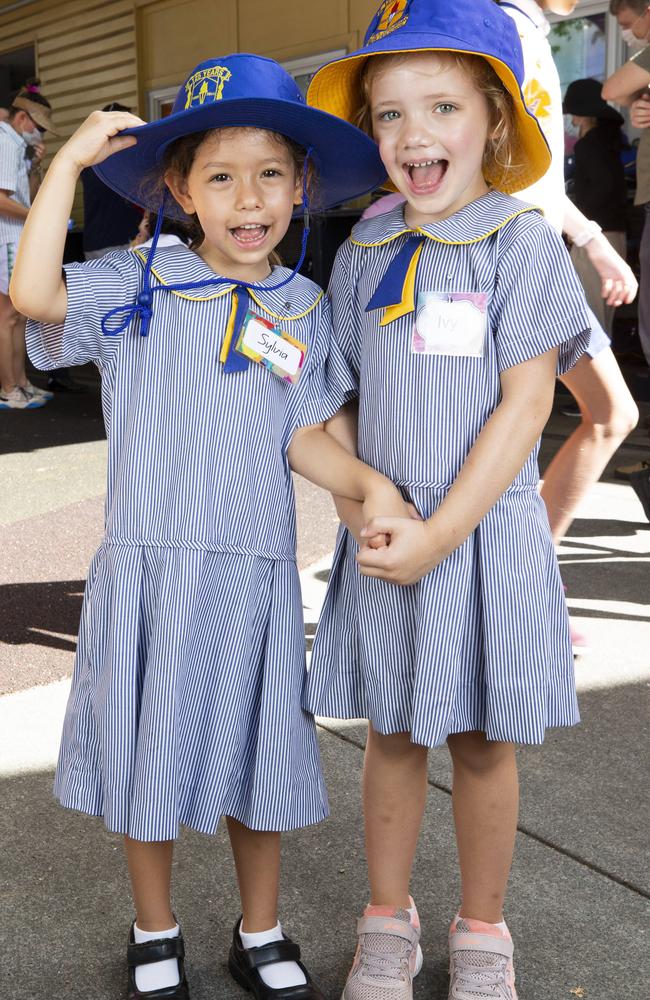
[0,386,46,409]
[342,903,423,1000]
[448,916,517,999]
[23,380,53,401]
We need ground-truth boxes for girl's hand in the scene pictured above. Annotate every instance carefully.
[357,516,449,586]
[56,110,146,173]
[585,234,638,307]
[631,92,650,129]
[362,484,421,550]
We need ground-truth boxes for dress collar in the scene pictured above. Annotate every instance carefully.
[132,242,322,320]
[351,189,542,248]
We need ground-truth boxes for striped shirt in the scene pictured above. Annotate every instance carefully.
[27,242,356,560]
[0,121,30,243]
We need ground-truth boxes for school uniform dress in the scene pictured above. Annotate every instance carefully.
[26,242,355,840]
[305,190,591,747]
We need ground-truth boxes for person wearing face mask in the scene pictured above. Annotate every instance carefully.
[0,80,57,409]
[499,0,639,657]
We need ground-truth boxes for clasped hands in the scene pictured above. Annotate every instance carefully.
[354,482,452,587]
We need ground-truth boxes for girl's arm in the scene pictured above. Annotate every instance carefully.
[356,348,557,586]
[10,109,144,322]
[288,420,404,516]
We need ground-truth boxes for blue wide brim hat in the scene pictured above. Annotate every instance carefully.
[306,0,551,194]
[94,53,387,217]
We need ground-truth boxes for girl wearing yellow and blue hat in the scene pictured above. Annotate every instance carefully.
[10,54,401,1000]
[305,2,592,998]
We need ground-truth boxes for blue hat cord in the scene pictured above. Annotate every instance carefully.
[100,147,314,370]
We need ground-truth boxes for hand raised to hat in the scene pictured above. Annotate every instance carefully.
[56,109,146,174]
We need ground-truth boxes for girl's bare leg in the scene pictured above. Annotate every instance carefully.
[364,725,429,907]
[447,731,518,924]
[227,817,281,931]
[124,836,175,930]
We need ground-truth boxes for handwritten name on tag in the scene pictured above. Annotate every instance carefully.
[236,312,307,383]
[413,292,488,358]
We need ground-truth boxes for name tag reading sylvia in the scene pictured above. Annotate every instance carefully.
[236,311,307,383]
[413,292,488,358]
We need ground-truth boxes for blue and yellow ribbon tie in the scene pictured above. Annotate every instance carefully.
[365,234,425,326]
[220,287,251,373]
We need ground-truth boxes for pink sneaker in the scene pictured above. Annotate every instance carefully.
[448,916,517,999]
[342,901,423,1000]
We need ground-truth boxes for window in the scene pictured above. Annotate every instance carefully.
[282,50,347,97]
[0,44,35,109]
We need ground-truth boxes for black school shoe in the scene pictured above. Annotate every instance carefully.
[228,917,325,1000]
[127,923,190,999]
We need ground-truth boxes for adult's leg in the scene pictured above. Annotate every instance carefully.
[0,290,23,393]
[447,732,518,924]
[364,726,429,907]
[541,348,638,543]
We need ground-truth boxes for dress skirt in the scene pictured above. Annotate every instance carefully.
[54,542,328,840]
[305,486,579,747]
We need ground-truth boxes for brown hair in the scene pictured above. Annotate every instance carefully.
[354,52,523,188]
[140,126,315,260]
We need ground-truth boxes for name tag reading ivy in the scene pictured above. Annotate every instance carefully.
[236,311,307,383]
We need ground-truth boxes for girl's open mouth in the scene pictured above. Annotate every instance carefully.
[403,159,448,196]
[230,224,270,248]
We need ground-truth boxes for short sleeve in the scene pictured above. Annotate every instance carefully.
[631,45,650,73]
[0,138,20,194]
[327,240,362,381]
[491,216,591,375]
[289,293,358,432]
[26,250,142,373]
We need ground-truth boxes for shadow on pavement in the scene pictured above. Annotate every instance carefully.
[0,579,84,651]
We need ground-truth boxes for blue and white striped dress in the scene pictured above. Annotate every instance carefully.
[26,242,355,840]
[305,190,591,747]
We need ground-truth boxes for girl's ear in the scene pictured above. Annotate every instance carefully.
[293,170,303,207]
[164,170,196,215]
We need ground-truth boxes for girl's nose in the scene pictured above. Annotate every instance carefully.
[236,180,263,210]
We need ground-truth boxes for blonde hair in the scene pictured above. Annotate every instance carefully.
[354,52,523,188]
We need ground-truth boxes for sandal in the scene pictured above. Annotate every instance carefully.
[228,917,325,1000]
[127,923,191,999]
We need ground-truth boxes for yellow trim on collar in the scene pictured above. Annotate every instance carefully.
[248,288,324,321]
[351,206,541,249]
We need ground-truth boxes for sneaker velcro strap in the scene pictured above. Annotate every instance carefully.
[242,939,302,970]
[356,915,418,942]
[127,935,185,967]
[450,932,513,959]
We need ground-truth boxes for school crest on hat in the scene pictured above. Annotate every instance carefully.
[184,65,233,109]
[367,0,411,44]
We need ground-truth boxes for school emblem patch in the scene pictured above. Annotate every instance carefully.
[184,66,232,109]
[367,0,411,44]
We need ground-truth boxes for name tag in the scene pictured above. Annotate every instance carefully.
[413,292,488,358]
[236,311,307,383]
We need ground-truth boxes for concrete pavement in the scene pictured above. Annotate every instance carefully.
[1,368,649,999]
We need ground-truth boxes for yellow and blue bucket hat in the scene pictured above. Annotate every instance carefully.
[306,0,551,193]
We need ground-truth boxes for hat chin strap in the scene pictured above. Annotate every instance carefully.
[101,146,314,344]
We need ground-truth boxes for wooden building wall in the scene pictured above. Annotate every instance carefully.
[0,0,382,222]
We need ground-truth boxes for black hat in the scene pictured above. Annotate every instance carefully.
[563,79,624,124]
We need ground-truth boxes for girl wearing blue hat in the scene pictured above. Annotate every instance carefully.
[305,2,592,998]
[10,54,399,1000]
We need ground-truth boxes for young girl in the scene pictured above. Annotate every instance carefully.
[10,54,401,1000]
[304,2,591,998]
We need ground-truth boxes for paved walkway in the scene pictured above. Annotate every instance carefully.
[1,370,649,999]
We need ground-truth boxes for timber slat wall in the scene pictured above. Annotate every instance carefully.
[1,0,137,221]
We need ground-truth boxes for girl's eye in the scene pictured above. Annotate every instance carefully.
[435,103,456,115]
[377,110,400,122]
[262,169,282,178]
[210,173,230,183]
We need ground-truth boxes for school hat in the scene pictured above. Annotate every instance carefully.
[94,53,386,217]
[562,78,624,124]
[306,0,551,192]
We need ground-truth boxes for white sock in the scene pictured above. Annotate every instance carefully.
[133,922,180,993]
[239,921,307,989]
